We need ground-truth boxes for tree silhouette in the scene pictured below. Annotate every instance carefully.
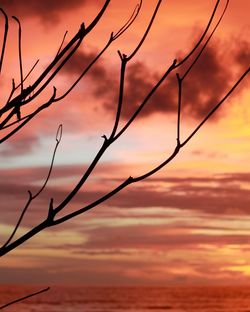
[0,0,249,308]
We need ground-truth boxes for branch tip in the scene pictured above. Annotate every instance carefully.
[110,31,114,41]
[0,8,7,16]
[176,73,181,81]
[128,176,134,182]
[101,134,108,142]
[117,50,123,60]
[48,198,54,221]
[80,22,85,33]
[51,86,57,100]
[12,15,20,24]
[56,124,63,142]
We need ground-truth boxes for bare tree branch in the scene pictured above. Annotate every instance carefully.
[0,8,8,74]
[0,0,111,118]
[12,16,24,96]
[176,73,182,145]
[0,87,57,144]
[2,125,62,248]
[181,67,250,147]
[0,9,248,311]
[56,31,68,58]
[0,0,142,145]
[0,287,50,310]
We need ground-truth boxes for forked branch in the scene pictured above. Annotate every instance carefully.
[1,0,248,259]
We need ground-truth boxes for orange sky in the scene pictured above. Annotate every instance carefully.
[0,0,250,286]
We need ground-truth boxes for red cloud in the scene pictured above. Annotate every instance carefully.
[1,0,88,23]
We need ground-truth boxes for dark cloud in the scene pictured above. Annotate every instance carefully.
[1,0,88,23]
[110,41,248,120]
[234,40,250,70]
[62,49,115,99]
[66,39,249,121]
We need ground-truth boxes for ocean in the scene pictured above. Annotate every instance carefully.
[1,285,250,311]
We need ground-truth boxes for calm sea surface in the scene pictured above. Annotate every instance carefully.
[1,285,250,312]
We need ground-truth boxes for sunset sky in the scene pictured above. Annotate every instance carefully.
[0,0,250,286]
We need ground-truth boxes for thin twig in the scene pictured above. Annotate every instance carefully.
[55,1,143,103]
[181,0,229,80]
[0,1,111,116]
[110,54,127,138]
[56,31,68,58]
[23,59,40,82]
[0,0,248,260]
[4,79,16,107]
[4,60,39,106]
[52,0,165,214]
[0,87,57,144]
[0,287,50,310]
[52,67,249,226]
[181,67,249,147]
[0,116,27,129]
[176,0,221,68]
[176,73,182,145]
[113,59,177,141]
[113,0,226,140]
[127,0,162,61]
[22,34,84,105]
[109,0,161,138]
[2,125,62,247]
[12,16,24,94]
[55,37,111,102]
[113,0,142,40]
[0,8,8,74]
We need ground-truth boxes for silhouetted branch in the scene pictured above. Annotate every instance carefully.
[0,8,8,74]
[109,53,127,138]
[0,0,248,287]
[112,0,142,40]
[114,59,177,141]
[0,0,111,118]
[56,31,68,57]
[0,0,142,145]
[176,0,221,67]
[0,287,50,310]
[112,0,227,140]
[5,79,16,107]
[53,65,249,226]
[52,0,164,216]
[55,1,143,102]
[127,0,162,61]
[54,33,112,102]
[2,125,62,248]
[0,2,248,310]
[176,73,182,145]
[110,0,161,138]
[4,60,39,107]
[181,0,229,80]
[0,87,57,144]
[181,67,250,147]
[12,16,24,95]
